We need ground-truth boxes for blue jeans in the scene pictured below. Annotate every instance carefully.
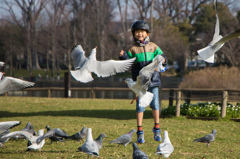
[136,86,160,112]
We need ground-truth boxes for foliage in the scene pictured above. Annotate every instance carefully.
[0,97,240,158]
[161,102,240,118]
[179,66,240,89]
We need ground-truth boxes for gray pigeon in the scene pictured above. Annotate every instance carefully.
[193,129,217,147]
[69,127,87,142]
[0,130,10,147]
[36,128,69,144]
[0,121,21,134]
[94,133,107,151]
[109,129,136,147]
[78,128,99,157]
[132,143,149,159]
[45,126,65,144]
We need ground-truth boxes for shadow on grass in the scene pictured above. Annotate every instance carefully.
[0,109,153,120]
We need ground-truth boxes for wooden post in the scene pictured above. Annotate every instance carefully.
[185,91,191,104]
[176,91,181,117]
[48,89,51,98]
[4,92,8,97]
[91,90,96,98]
[64,72,71,98]
[169,89,174,106]
[221,91,228,118]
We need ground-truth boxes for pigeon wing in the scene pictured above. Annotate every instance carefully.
[0,77,35,94]
[139,58,160,78]
[211,0,222,43]
[71,45,87,69]
[90,57,136,77]
[0,121,21,133]
[2,131,36,143]
[36,128,68,144]
[214,27,240,46]
[193,133,214,143]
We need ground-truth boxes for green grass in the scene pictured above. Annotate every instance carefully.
[0,97,239,159]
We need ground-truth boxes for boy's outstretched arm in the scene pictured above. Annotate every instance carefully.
[119,50,129,60]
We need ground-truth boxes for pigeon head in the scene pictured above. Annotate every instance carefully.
[81,127,87,134]
[45,126,51,131]
[132,143,140,151]
[212,129,217,133]
[124,78,133,84]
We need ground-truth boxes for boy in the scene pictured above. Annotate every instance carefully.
[119,20,167,143]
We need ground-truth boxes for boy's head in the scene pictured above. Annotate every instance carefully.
[131,20,150,41]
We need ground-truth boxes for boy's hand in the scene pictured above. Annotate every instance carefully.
[119,50,124,56]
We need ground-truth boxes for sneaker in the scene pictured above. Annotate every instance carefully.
[152,128,161,141]
[137,130,145,143]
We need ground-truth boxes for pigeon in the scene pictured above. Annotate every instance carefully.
[0,62,5,68]
[36,128,69,144]
[0,72,35,94]
[197,0,240,63]
[109,129,136,147]
[69,127,87,143]
[132,143,149,159]
[193,129,217,147]
[156,131,174,159]
[45,126,65,144]
[124,55,162,107]
[70,44,136,83]
[94,133,107,151]
[0,121,21,134]
[12,122,36,139]
[0,130,10,147]
[78,128,99,157]
[2,129,45,150]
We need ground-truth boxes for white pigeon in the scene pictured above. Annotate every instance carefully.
[197,0,240,63]
[0,72,35,94]
[2,129,45,151]
[156,131,174,159]
[0,121,21,134]
[70,45,136,83]
[124,55,162,107]
[78,128,99,157]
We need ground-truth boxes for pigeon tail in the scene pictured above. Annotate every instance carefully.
[139,92,153,107]
[70,69,93,83]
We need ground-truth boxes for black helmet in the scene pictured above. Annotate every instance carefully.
[131,20,150,35]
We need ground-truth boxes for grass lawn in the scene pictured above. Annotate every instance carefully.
[0,97,239,159]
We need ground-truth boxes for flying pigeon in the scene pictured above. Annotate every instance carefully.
[12,122,36,139]
[124,55,162,107]
[0,130,10,147]
[70,44,136,83]
[197,0,240,63]
[156,131,174,159]
[193,129,217,147]
[109,129,136,147]
[36,128,69,144]
[45,126,65,144]
[0,72,35,94]
[69,127,87,143]
[78,128,99,157]
[0,121,21,134]
[2,129,45,150]
[94,133,107,151]
[132,143,149,159]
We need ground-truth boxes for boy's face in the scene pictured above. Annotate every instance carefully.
[134,29,149,41]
